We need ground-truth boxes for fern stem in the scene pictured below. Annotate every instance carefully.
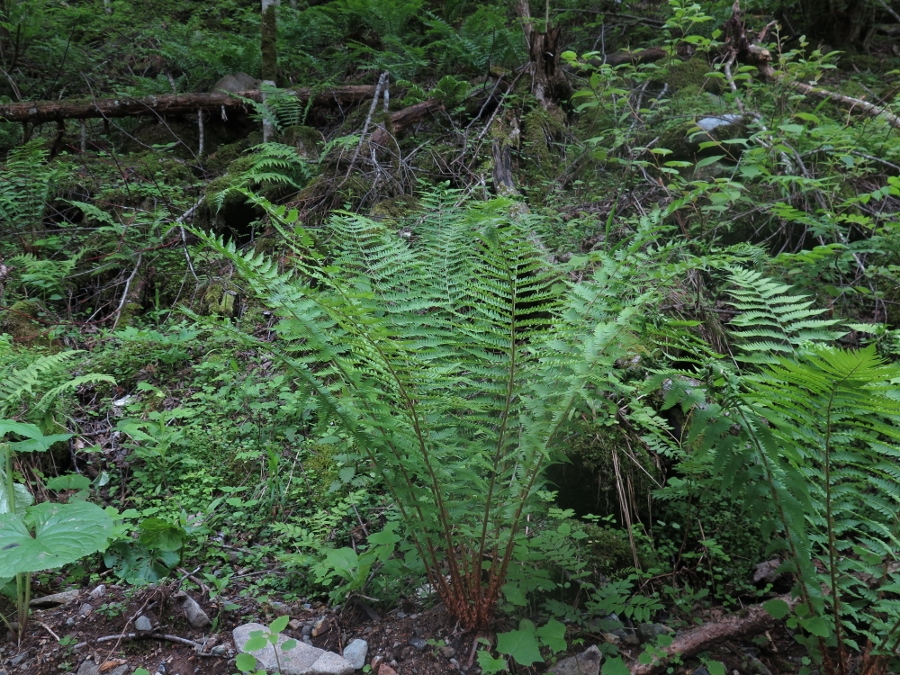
[476,259,519,608]
[822,386,847,675]
[735,406,817,613]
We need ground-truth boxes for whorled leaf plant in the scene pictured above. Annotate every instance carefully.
[191,187,689,628]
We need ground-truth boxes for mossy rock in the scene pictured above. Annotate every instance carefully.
[661,57,719,97]
[368,196,419,224]
[581,524,639,575]
[280,125,323,158]
[202,281,240,316]
[2,300,43,342]
[204,140,252,174]
[519,106,568,189]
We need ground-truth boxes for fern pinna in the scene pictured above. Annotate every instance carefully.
[193,190,684,628]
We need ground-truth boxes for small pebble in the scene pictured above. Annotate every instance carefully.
[409,636,428,651]
[78,603,93,617]
[135,615,153,632]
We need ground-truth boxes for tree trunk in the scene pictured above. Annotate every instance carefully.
[261,0,280,84]
[514,0,571,107]
[802,0,876,47]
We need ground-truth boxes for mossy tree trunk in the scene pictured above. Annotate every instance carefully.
[514,0,571,108]
[260,0,279,84]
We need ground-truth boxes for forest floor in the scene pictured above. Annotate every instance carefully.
[3,581,469,675]
[1,578,806,675]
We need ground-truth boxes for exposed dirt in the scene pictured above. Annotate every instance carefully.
[1,575,807,675]
[1,580,487,675]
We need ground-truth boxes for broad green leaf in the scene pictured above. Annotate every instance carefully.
[536,619,567,654]
[0,421,43,439]
[244,632,268,651]
[9,433,72,453]
[501,582,528,606]
[45,474,91,491]
[235,652,259,672]
[0,482,33,516]
[497,621,542,666]
[0,501,113,576]
[763,598,791,619]
[476,650,508,674]
[800,616,832,638]
[103,541,179,583]
[601,656,630,675]
[270,615,290,633]
[695,155,725,168]
[138,518,186,552]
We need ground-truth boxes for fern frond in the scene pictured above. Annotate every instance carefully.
[0,351,85,418]
[724,267,843,363]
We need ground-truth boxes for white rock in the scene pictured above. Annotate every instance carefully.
[342,639,368,669]
[177,592,210,628]
[233,623,355,675]
[30,589,80,607]
[696,113,743,132]
[547,645,603,675]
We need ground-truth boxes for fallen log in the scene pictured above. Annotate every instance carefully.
[629,594,797,675]
[369,98,444,147]
[0,86,379,125]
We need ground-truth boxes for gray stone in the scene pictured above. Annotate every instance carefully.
[76,660,100,675]
[211,73,259,94]
[547,645,602,675]
[135,615,153,632]
[408,636,428,651]
[89,584,107,599]
[78,603,93,617]
[9,652,29,667]
[696,114,743,132]
[30,589,80,607]
[636,623,669,644]
[342,639,368,669]
[177,592,210,628]
[269,601,291,615]
[233,623,355,675]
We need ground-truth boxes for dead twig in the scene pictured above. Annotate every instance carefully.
[74,632,205,651]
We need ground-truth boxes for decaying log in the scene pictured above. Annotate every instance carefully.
[789,81,900,130]
[0,86,379,124]
[369,99,444,147]
[725,1,900,130]
[724,0,775,79]
[602,47,668,67]
[629,594,796,675]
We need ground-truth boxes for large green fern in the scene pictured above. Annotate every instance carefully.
[192,190,689,628]
[665,269,900,672]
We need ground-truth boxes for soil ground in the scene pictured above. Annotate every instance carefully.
[1,574,805,675]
